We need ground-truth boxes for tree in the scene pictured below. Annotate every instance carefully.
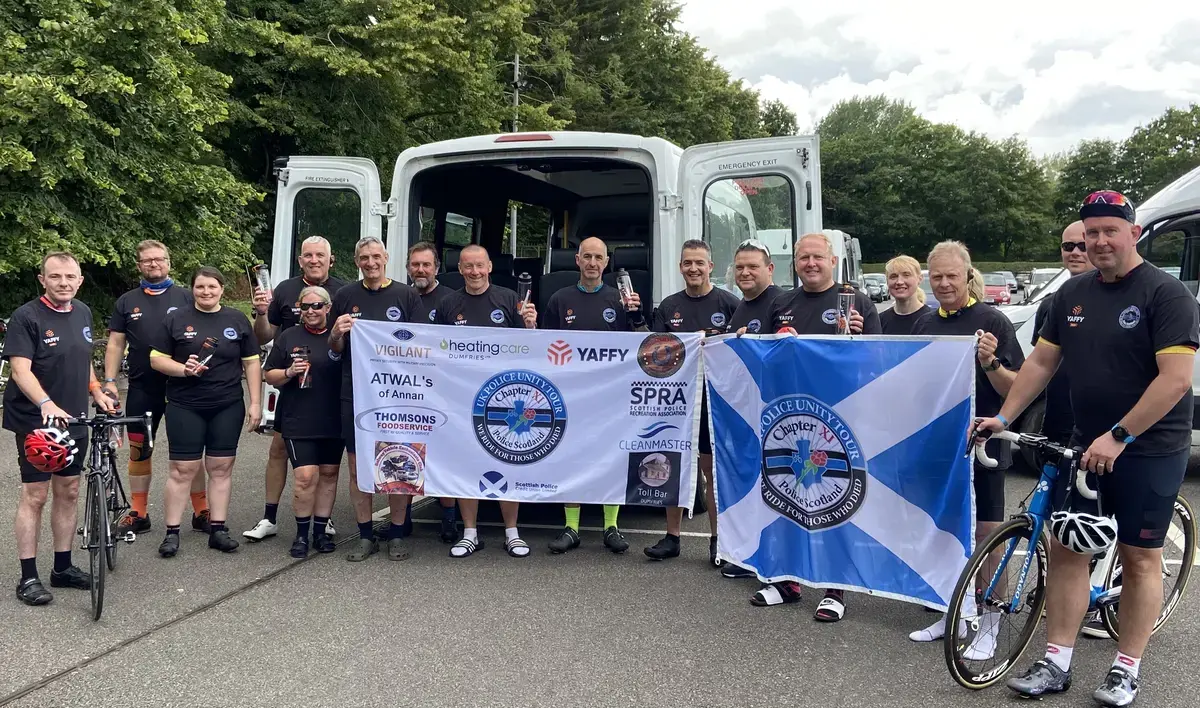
[1120,105,1200,203]
[1052,139,1126,225]
[760,99,798,137]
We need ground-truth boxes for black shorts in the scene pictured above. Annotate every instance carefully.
[698,389,712,456]
[125,383,168,460]
[14,428,88,484]
[341,400,357,455]
[974,436,1011,523]
[1054,448,1188,549]
[166,401,245,461]
[285,437,344,468]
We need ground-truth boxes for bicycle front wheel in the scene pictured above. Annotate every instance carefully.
[945,516,1049,690]
[87,476,106,621]
[105,468,125,572]
[1101,494,1197,639]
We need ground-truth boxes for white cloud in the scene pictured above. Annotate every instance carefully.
[678,0,1200,154]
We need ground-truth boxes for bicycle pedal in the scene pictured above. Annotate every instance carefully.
[76,526,84,536]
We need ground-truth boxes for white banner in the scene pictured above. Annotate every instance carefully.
[350,321,702,509]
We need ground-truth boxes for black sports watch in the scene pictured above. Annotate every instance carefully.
[1111,424,1135,444]
[982,357,1001,372]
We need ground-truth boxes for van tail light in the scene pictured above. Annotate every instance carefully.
[495,133,554,143]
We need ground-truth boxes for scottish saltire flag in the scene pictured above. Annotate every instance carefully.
[706,334,977,610]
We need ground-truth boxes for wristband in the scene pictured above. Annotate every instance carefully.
[996,414,1009,428]
[37,397,51,408]
[103,377,116,383]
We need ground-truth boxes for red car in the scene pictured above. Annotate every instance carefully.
[982,273,1011,305]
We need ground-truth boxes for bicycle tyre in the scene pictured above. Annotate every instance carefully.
[87,476,106,621]
[945,516,1048,690]
[105,468,120,572]
[1101,494,1197,640]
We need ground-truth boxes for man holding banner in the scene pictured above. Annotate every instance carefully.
[435,245,538,559]
[542,237,646,555]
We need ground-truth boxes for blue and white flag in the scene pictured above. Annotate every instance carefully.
[705,334,977,610]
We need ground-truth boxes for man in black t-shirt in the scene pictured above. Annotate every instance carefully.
[329,237,424,564]
[407,241,455,324]
[437,245,538,560]
[644,240,739,566]
[726,238,781,334]
[246,236,348,543]
[6,252,118,606]
[103,240,201,535]
[980,191,1200,705]
[543,237,647,556]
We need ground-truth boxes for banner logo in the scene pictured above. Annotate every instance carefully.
[479,471,508,498]
[637,333,686,378]
[391,328,415,341]
[638,421,678,439]
[547,340,573,366]
[760,395,867,531]
[472,370,568,465]
[373,441,425,495]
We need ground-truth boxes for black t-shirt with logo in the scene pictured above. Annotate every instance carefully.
[434,284,525,329]
[769,284,882,335]
[728,285,782,333]
[152,306,259,410]
[1040,265,1200,456]
[879,304,936,336]
[108,285,193,393]
[651,287,741,334]
[911,300,1024,418]
[544,283,644,331]
[414,282,455,325]
[331,280,424,402]
[264,325,342,439]
[267,275,349,334]
[1032,293,1073,442]
[2,298,94,433]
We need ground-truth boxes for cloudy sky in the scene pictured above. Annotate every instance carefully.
[678,0,1200,155]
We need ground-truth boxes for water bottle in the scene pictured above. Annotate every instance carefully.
[517,272,532,307]
[197,336,219,367]
[837,284,855,335]
[249,263,272,293]
[616,268,634,306]
[295,345,312,389]
[106,391,125,447]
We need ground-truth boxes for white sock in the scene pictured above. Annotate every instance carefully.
[463,527,478,543]
[504,526,520,541]
[1114,652,1141,678]
[1045,643,1073,672]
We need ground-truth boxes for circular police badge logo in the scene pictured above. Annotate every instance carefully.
[821,309,838,326]
[711,312,726,328]
[472,370,567,465]
[428,309,437,322]
[747,319,761,333]
[760,395,867,531]
[603,307,617,324]
[386,306,402,322]
[82,327,92,343]
[223,327,238,340]
[636,333,686,378]
[328,349,342,362]
[1118,305,1141,329]
[490,309,505,324]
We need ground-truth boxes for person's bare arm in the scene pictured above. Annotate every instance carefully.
[102,331,126,396]
[996,342,1062,424]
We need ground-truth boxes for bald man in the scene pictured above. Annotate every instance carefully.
[543,237,648,554]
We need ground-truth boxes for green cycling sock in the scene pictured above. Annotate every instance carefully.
[565,506,581,531]
[603,504,619,529]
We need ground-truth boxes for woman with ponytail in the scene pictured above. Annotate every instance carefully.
[879,255,934,335]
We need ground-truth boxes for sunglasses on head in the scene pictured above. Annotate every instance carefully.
[298,302,328,311]
[737,239,771,255]
[1083,190,1129,207]
[1061,241,1086,253]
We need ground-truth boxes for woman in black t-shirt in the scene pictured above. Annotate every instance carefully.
[264,286,343,558]
[150,267,262,557]
[879,254,934,335]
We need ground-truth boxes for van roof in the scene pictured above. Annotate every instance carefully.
[1136,164,1200,228]
[396,131,682,161]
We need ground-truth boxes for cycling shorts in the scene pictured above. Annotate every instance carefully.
[1053,448,1187,549]
[15,428,88,484]
[285,437,345,468]
[124,383,168,460]
[972,435,1011,523]
[341,400,357,455]
[165,401,244,461]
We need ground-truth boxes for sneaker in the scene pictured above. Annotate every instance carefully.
[243,518,278,541]
[644,535,680,560]
[48,565,92,590]
[208,529,240,553]
[1080,608,1108,639]
[549,527,581,554]
[1006,659,1072,697]
[191,510,211,533]
[1093,667,1138,707]
[721,563,755,579]
[119,511,151,534]
[158,534,180,557]
[603,527,629,554]
[16,578,53,606]
[289,536,309,559]
[312,532,336,554]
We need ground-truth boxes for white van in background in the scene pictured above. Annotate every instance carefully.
[1000,164,1200,450]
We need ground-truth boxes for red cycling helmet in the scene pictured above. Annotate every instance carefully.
[23,427,79,474]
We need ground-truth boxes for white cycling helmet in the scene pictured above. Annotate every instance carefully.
[1050,510,1118,555]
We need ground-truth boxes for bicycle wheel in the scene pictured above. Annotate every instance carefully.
[1101,494,1197,639]
[87,475,106,621]
[105,466,124,571]
[945,516,1049,690]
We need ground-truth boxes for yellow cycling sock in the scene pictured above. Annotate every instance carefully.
[564,506,580,531]
[603,505,619,529]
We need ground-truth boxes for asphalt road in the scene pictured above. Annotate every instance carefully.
[1,389,1196,707]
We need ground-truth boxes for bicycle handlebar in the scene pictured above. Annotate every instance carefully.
[972,429,1097,501]
[62,407,155,450]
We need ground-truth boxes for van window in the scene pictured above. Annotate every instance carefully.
[504,202,552,259]
[291,188,361,282]
[703,175,795,293]
[1139,227,1199,295]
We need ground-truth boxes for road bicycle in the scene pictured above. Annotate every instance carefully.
[943,430,1196,690]
[74,406,153,620]
[0,317,9,408]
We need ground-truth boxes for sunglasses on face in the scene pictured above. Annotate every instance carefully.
[1061,241,1086,253]
[298,302,328,311]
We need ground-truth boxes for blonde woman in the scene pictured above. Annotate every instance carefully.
[879,255,934,335]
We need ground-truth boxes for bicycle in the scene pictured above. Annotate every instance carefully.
[943,430,1196,690]
[73,405,154,620]
[0,317,9,409]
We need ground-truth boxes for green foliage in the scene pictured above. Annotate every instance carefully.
[760,100,798,138]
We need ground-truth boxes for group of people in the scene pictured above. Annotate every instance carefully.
[6,190,1193,708]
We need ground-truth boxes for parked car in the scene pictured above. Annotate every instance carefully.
[918,273,936,303]
[863,273,888,302]
[996,269,1018,292]
[982,273,1011,305]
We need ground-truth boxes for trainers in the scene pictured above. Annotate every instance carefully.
[1080,608,1108,639]
[158,534,180,557]
[16,578,53,606]
[549,527,581,553]
[721,563,756,579]
[119,511,151,534]
[289,536,309,559]
[208,529,240,553]
[644,535,681,560]
[1006,659,1072,697]
[48,565,92,590]
[312,532,336,554]
[191,510,211,533]
[243,519,278,541]
[603,527,629,554]
[1093,667,1138,707]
